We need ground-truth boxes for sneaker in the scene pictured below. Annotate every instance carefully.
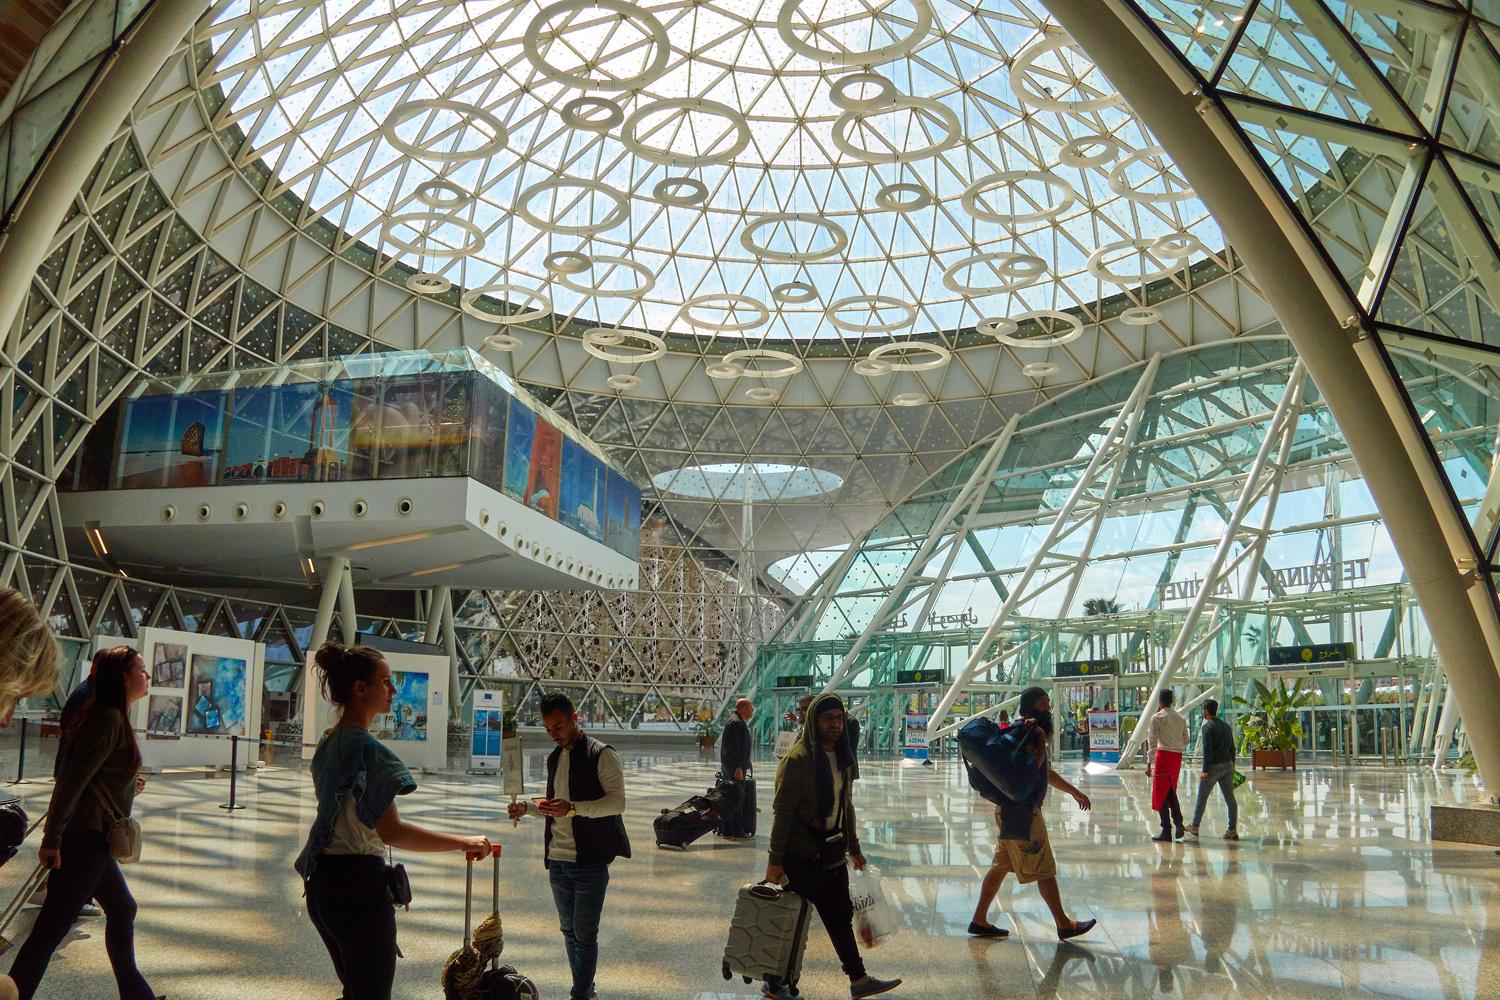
[78,903,101,918]
[762,983,795,1000]
[1223,829,1239,841]
[1151,832,1173,842]
[851,975,902,998]
[1174,823,1186,840]
[1184,824,1200,837]
[966,921,1009,938]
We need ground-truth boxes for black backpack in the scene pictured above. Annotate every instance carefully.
[477,966,538,1000]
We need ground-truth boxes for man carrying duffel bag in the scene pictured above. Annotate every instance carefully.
[962,687,1097,943]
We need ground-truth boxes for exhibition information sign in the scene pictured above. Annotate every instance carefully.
[773,730,798,758]
[903,714,930,761]
[470,690,504,772]
[502,737,525,797]
[1087,710,1120,763]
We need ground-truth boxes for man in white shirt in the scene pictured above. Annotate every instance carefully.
[1145,689,1190,842]
[509,692,630,1000]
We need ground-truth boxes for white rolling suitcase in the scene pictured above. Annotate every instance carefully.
[721,880,811,995]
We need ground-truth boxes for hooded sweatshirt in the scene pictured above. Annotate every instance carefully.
[767,692,859,867]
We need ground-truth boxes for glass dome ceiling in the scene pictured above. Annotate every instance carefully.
[196,0,1223,348]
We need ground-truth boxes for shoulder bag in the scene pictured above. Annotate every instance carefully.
[90,784,141,864]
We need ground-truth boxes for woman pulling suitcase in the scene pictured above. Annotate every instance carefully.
[295,641,492,1000]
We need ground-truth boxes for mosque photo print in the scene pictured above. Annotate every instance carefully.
[187,654,248,736]
[373,671,429,742]
[559,437,606,541]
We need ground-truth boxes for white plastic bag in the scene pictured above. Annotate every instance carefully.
[849,866,897,948]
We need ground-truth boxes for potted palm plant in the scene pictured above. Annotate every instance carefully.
[697,718,721,750]
[1234,678,1312,770]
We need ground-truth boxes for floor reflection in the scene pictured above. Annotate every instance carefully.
[0,754,1493,999]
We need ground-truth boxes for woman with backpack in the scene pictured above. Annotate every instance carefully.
[295,641,492,1000]
[6,646,159,1000]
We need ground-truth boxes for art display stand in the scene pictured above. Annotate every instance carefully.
[101,627,264,772]
[302,639,449,772]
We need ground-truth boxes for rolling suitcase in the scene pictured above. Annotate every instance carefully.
[715,773,757,838]
[722,880,810,994]
[442,845,539,1000]
[655,792,720,849]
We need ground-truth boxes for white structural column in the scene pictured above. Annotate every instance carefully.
[337,563,358,644]
[1041,0,1500,795]
[309,557,349,652]
[927,355,1161,739]
[818,417,1018,695]
[0,0,206,345]
[1117,362,1308,767]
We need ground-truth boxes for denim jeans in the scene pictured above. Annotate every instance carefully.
[1191,764,1239,829]
[548,860,611,1000]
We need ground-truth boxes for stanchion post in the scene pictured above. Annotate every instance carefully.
[12,718,28,785]
[220,734,246,811]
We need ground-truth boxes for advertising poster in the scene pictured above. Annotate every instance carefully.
[503,398,562,519]
[187,654,248,736]
[903,714,930,761]
[471,689,504,771]
[222,382,351,484]
[113,391,226,489]
[373,670,430,742]
[1087,710,1120,763]
[146,694,183,740]
[605,469,642,561]
[560,438,606,541]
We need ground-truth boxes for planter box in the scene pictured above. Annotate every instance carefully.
[1251,748,1296,771]
[698,735,717,749]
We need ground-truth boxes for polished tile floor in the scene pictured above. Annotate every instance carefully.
[0,751,1495,999]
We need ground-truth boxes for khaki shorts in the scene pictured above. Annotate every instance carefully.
[989,808,1057,884]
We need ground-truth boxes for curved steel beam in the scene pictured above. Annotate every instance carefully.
[1041,0,1500,796]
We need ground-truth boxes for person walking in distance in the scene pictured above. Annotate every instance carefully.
[295,642,492,1000]
[1147,688,1190,842]
[764,693,901,1000]
[7,647,158,1000]
[968,686,1096,942]
[508,692,630,1000]
[1185,699,1239,841]
[720,699,754,839]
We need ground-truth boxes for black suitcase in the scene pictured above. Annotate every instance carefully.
[716,775,757,837]
[655,792,720,849]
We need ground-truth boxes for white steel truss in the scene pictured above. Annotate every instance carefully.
[927,353,1162,739]
[1116,360,1309,768]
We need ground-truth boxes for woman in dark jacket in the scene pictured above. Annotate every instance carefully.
[7,646,159,1000]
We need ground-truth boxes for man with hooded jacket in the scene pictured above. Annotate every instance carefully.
[763,693,901,1000]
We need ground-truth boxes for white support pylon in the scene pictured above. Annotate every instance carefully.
[1116,360,1308,769]
[927,355,1163,739]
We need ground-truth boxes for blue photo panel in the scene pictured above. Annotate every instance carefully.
[114,391,227,489]
[502,397,535,504]
[605,469,642,561]
[560,438,606,541]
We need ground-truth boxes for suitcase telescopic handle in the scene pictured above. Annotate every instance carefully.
[463,843,503,948]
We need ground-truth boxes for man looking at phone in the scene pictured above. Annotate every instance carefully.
[509,692,630,1000]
